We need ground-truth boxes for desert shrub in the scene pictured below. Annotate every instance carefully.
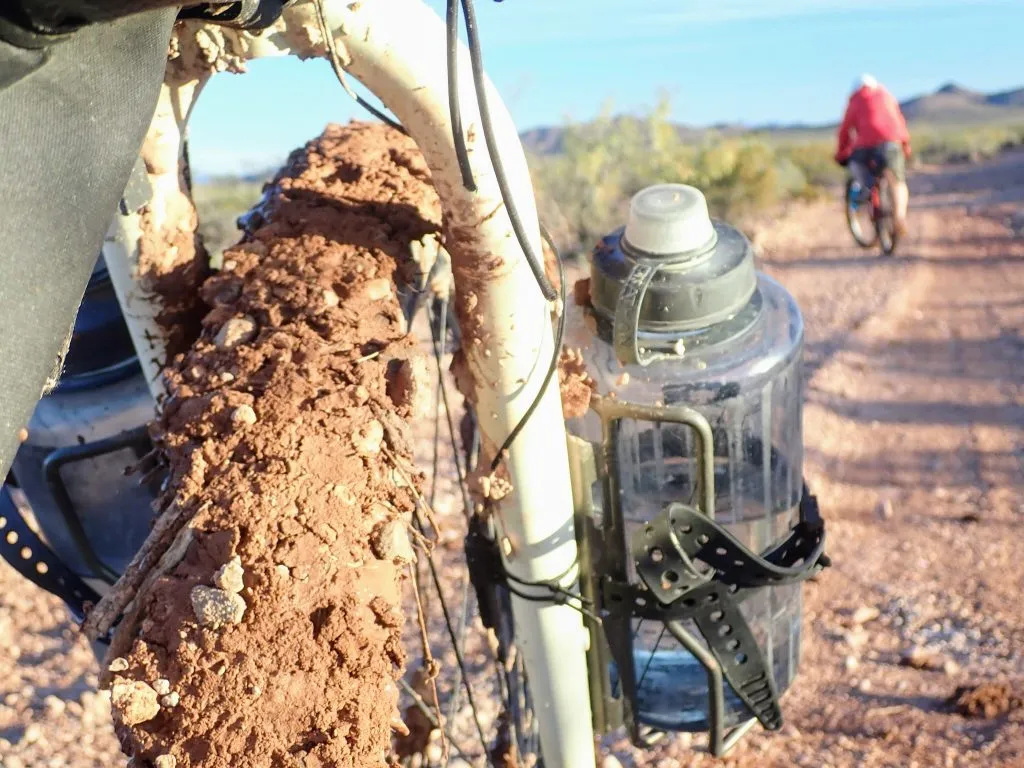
[914,124,1024,165]
[192,178,265,261]
[529,98,842,256]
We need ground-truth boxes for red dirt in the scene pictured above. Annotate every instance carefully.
[107,123,441,768]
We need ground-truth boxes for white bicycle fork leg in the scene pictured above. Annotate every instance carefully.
[103,77,208,403]
[276,2,597,764]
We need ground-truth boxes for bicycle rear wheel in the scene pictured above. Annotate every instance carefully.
[875,173,899,256]
[845,178,877,249]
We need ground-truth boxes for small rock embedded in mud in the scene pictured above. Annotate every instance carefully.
[110,680,161,726]
[275,564,291,579]
[372,520,415,564]
[231,404,258,427]
[332,483,357,505]
[42,694,66,719]
[363,278,393,301]
[353,419,384,456]
[844,655,859,671]
[152,678,171,696]
[214,315,257,349]
[214,556,245,594]
[190,585,246,628]
[154,755,177,768]
[160,692,180,709]
[108,657,130,673]
[322,288,340,307]
[845,628,869,649]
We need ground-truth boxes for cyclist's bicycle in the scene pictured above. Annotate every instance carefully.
[844,154,900,256]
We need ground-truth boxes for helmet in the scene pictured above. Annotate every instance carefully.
[853,73,879,94]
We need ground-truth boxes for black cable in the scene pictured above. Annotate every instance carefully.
[447,0,477,190]
[429,299,476,520]
[353,94,407,134]
[635,624,668,694]
[315,0,407,135]
[459,0,558,301]
[489,226,565,473]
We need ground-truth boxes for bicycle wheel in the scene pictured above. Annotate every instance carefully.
[845,178,877,248]
[875,172,899,256]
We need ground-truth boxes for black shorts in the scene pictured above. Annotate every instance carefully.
[850,142,906,182]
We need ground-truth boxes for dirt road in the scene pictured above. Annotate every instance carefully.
[1,152,1022,768]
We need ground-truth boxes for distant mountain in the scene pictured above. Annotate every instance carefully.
[520,116,749,156]
[519,126,566,155]
[520,82,1024,155]
[987,87,1024,108]
[898,81,1024,122]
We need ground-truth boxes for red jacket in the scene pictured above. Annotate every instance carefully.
[835,85,911,163]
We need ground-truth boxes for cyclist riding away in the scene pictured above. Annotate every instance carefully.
[835,74,912,236]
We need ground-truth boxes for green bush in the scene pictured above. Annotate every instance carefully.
[192,179,265,263]
[913,124,1024,165]
[529,98,844,256]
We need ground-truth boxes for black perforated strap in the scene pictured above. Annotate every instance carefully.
[0,487,100,623]
[605,572,784,730]
[682,580,782,728]
[614,490,828,731]
[635,495,827,596]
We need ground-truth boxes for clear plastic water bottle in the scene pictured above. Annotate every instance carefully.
[566,184,806,733]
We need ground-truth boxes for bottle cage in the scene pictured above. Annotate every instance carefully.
[601,486,828,755]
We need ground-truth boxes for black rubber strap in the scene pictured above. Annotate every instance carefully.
[609,486,829,732]
[682,580,783,729]
[633,506,711,605]
[636,497,827,595]
[0,486,101,623]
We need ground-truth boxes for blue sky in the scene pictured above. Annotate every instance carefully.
[188,0,1024,176]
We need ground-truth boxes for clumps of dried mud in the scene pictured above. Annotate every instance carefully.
[950,681,1024,719]
[106,123,441,768]
[558,348,596,420]
[137,194,209,361]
